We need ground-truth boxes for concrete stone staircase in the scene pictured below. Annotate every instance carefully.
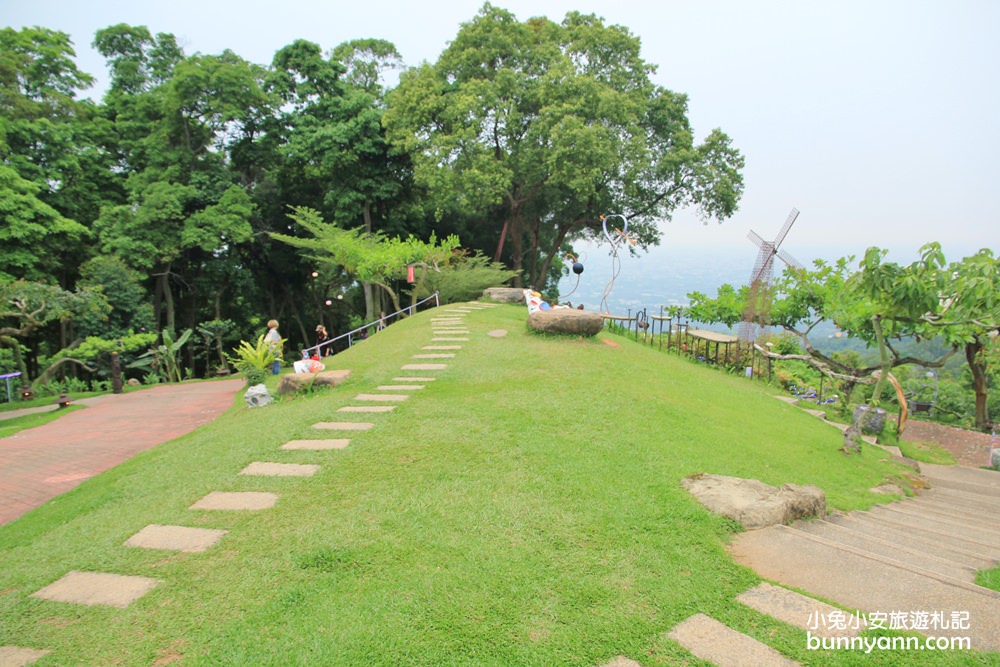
[729,462,1000,654]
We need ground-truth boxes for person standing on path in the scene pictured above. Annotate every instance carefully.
[265,319,283,374]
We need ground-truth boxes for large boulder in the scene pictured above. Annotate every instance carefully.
[277,369,352,396]
[680,473,826,529]
[528,309,604,337]
[483,287,526,303]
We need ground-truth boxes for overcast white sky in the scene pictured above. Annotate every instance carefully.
[5,0,998,265]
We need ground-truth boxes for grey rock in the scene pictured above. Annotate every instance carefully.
[276,369,351,395]
[681,473,826,529]
[527,309,604,336]
[244,384,273,408]
[483,287,526,303]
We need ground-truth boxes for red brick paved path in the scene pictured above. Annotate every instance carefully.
[0,379,243,526]
[901,418,995,468]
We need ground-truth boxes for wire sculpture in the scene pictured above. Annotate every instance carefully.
[599,214,635,313]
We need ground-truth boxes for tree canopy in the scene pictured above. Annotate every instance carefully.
[2,8,745,387]
[382,4,744,289]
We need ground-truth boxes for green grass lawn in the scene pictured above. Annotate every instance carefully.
[0,405,84,439]
[0,305,993,665]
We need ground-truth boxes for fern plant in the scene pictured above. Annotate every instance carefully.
[228,335,281,386]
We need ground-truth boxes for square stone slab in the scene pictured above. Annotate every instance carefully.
[337,405,395,413]
[240,462,320,477]
[402,364,446,370]
[354,393,409,402]
[0,646,50,665]
[282,439,351,450]
[377,385,424,391]
[32,571,160,608]
[393,377,436,382]
[313,421,374,430]
[124,524,228,552]
[737,582,866,639]
[412,353,455,359]
[190,491,279,510]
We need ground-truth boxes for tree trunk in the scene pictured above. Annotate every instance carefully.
[533,223,572,291]
[966,339,990,430]
[157,269,176,333]
[509,216,524,288]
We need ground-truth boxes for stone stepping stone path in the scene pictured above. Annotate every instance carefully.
[12,302,486,662]
[282,439,351,450]
[487,329,508,338]
[596,657,640,667]
[190,491,279,510]
[0,646,50,665]
[354,393,409,402]
[668,613,799,666]
[312,421,374,430]
[32,571,160,609]
[240,462,320,477]
[124,524,228,552]
[736,582,866,639]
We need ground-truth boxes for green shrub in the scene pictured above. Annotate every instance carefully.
[228,335,281,386]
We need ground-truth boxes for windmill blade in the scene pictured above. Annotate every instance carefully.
[777,248,804,271]
[750,253,776,286]
[773,208,800,248]
[747,229,767,249]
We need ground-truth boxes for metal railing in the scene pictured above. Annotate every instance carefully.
[301,292,440,358]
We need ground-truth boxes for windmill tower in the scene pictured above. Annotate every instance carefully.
[738,208,803,343]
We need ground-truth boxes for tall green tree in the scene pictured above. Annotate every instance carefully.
[268,39,416,321]
[93,29,265,333]
[382,4,744,289]
[0,27,103,284]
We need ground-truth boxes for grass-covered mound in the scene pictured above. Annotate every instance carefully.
[0,304,985,665]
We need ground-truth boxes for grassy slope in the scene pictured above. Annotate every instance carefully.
[0,305,990,666]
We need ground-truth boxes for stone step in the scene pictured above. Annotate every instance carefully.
[0,646,50,665]
[790,519,980,581]
[411,353,455,359]
[923,486,1000,514]
[905,496,1000,528]
[736,582,866,638]
[239,462,319,477]
[353,393,409,402]
[825,513,997,567]
[924,473,1000,499]
[393,377,437,382]
[376,385,424,391]
[667,613,799,666]
[922,462,1000,490]
[730,525,1000,652]
[401,364,446,371]
[337,406,395,413]
[281,439,350,450]
[312,421,374,431]
[864,505,1000,549]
